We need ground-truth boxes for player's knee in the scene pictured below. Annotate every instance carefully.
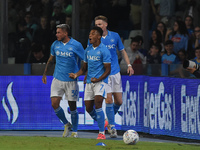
[51,100,60,109]
[85,107,93,113]
[114,100,122,106]
[51,103,59,109]
[105,98,113,104]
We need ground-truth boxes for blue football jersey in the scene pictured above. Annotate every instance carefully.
[84,43,111,83]
[51,37,84,81]
[88,30,124,75]
[161,53,178,64]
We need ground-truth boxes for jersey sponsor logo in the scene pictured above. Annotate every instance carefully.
[106,44,116,49]
[2,82,19,124]
[171,37,181,42]
[87,55,100,61]
[56,50,73,57]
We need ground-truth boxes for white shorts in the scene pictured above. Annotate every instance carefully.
[107,72,122,93]
[51,78,79,101]
[84,81,108,101]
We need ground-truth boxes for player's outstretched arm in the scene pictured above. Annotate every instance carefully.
[69,62,88,79]
[121,49,134,76]
[91,63,111,83]
[42,55,54,84]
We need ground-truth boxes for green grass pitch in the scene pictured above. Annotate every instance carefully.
[0,136,200,150]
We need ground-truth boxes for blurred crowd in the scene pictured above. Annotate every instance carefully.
[6,0,200,77]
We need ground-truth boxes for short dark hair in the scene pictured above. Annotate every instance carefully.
[130,37,139,44]
[91,26,103,36]
[164,40,173,46]
[134,35,143,44]
[56,24,70,33]
[195,46,200,51]
[152,43,162,52]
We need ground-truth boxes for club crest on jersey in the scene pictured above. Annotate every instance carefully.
[69,47,73,51]
[110,39,115,43]
[97,51,100,55]
[56,50,60,56]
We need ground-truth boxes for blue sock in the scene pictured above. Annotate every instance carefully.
[54,106,68,124]
[71,109,78,132]
[113,103,121,115]
[106,103,115,125]
[88,108,97,121]
[95,108,105,132]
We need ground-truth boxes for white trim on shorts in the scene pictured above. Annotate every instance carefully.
[84,81,108,101]
[107,72,122,93]
[51,78,79,101]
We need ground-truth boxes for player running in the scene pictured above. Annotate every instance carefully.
[69,26,111,139]
[42,24,84,138]
[92,15,134,138]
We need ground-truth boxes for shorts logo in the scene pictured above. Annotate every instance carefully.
[2,82,19,124]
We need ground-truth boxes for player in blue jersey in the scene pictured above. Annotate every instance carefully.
[92,15,134,138]
[69,26,111,139]
[42,24,84,138]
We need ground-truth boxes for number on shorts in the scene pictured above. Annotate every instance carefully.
[72,90,78,97]
[100,84,104,92]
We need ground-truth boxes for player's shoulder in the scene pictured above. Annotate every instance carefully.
[69,37,82,47]
[85,44,93,50]
[108,30,120,37]
[51,40,60,47]
[99,43,109,53]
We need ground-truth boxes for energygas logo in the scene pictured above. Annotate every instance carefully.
[1,82,19,124]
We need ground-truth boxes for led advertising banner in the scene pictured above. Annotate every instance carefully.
[0,75,200,140]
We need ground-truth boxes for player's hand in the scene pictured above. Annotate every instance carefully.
[42,74,47,84]
[91,77,98,83]
[69,73,77,79]
[127,66,134,76]
[186,67,196,74]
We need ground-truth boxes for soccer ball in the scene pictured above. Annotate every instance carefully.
[123,130,139,145]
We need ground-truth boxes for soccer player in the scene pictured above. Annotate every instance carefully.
[42,24,84,138]
[91,15,134,138]
[69,26,111,139]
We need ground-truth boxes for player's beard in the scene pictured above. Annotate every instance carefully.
[58,36,66,42]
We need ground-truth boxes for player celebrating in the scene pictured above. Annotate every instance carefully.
[42,24,84,138]
[92,15,134,138]
[69,26,111,139]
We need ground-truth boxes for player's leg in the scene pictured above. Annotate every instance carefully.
[85,100,97,121]
[105,75,115,132]
[51,97,69,124]
[113,92,123,115]
[66,81,79,137]
[105,92,115,132]
[51,78,71,137]
[68,101,78,137]
[112,72,123,115]
[84,83,97,121]
[95,95,105,139]
[94,82,107,139]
